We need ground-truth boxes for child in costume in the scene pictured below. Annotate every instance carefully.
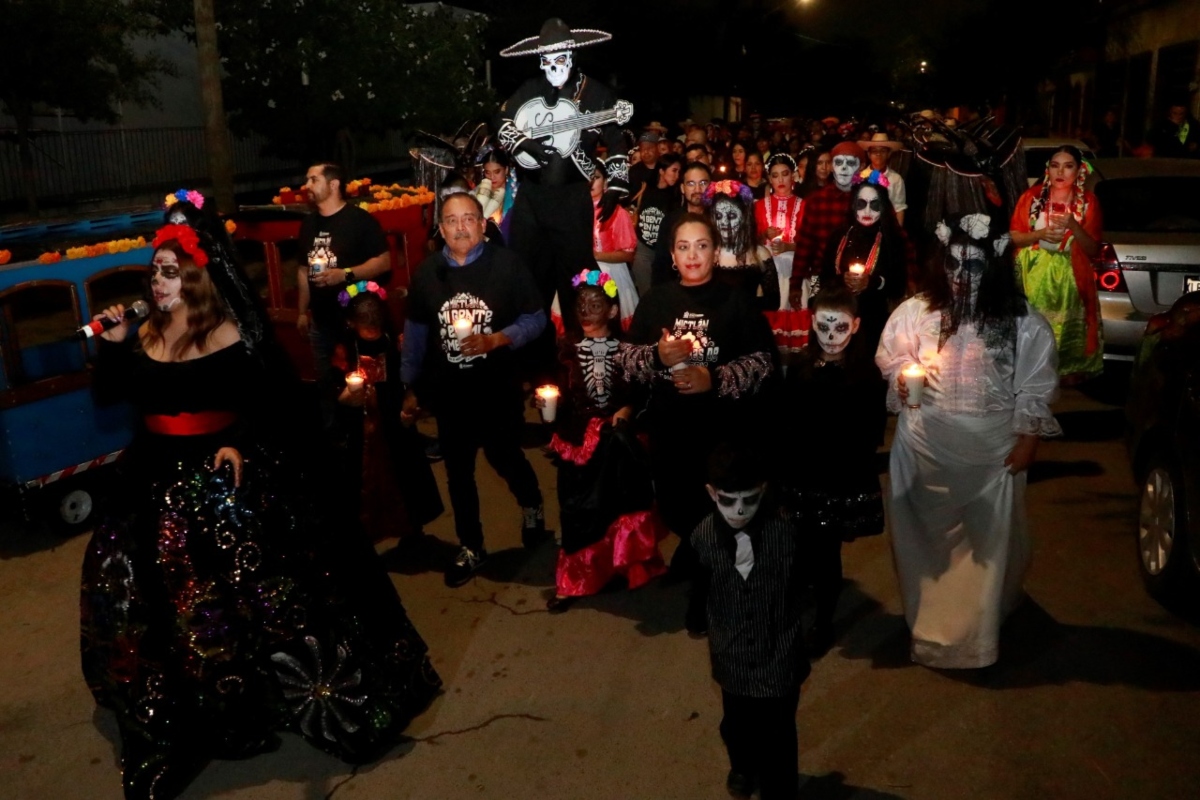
[540,269,666,612]
[781,286,887,657]
[337,282,444,542]
[688,443,808,800]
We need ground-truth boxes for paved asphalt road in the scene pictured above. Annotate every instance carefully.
[4,373,1200,800]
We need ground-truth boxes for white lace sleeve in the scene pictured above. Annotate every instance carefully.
[875,297,925,414]
[1012,308,1063,437]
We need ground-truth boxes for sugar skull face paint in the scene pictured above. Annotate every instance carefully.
[855,186,882,226]
[711,196,744,247]
[706,485,766,530]
[150,249,183,311]
[539,50,573,88]
[813,309,859,357]
[832,155,861,189]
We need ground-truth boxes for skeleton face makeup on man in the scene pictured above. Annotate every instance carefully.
[712,197,743,247]
[832,155,861,189]
[812,309,860,358]
[150,249,183,312]
[539,50,573,88]
[705,484,767,530]
[855,186,883,227]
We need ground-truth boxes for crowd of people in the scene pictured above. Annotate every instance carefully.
[77,17,1118,800]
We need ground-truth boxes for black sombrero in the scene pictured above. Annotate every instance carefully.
[499,18,612,58]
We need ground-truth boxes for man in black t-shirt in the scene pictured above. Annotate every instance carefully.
[296,162,390,430]
[627,131,662,196]
[401,193,547,587]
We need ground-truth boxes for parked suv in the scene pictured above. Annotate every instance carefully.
[1090,158,1200,361]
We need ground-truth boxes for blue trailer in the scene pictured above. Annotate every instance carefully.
[0,212,159,530]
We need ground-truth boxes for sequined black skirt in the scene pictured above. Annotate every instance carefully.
[80,434,441,800]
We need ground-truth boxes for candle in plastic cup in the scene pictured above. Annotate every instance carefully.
[309,257,327,278]
[345,371,365,391]
[848,263,866,277]
[902,363,926,408]
[453,317,473,342]
[536,385,560,423]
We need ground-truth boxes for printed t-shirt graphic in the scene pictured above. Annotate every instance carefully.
[637,206,666,247]
[438,292,494,367]
[671,312,720,370]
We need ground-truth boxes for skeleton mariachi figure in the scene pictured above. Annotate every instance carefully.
[496,18,634,337]
[541,270,666,613]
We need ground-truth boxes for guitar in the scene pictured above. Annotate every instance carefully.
[511,98,634,169]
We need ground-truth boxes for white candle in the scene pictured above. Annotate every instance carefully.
[848,263,866,277]
[536,385,560,423]
[453,316,473,342]
[345,371,365,390]
[902,363,926,408]
[309,256,327,277]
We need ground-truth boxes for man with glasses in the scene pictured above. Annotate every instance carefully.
[651,161,713,287]
[401,193,548,587]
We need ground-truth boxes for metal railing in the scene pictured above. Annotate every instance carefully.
[0,127,411,207]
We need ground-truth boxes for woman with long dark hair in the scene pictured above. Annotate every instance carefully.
[1010,144,1103,382]
[81,209,441,799]
[818,175,912,349]
[705,180,781,311]
[876,211,1061,670]
[798,146,832,198]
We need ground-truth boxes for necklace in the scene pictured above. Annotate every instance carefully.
[833,228,882,276]
[763,193,799,243]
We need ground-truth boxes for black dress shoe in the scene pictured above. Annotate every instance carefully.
[546,595,576,614]
[726,769,756,798]
[806,621,836,659]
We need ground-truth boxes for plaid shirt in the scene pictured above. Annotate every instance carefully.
[790,183,853,287]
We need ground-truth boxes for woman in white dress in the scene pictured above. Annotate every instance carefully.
[875,212,1061,669]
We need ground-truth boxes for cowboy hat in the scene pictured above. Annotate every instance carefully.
[644,120,668,134]
[865,132,904,152]
[500,18,612,58]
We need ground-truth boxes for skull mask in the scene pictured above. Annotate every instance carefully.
[706,485,766,530]
[854,186,882,227]
[832,155,861,189]
[711,196,744,250]
[540,50,573,89]
[813,309,859,357]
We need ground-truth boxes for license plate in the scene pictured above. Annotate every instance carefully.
[1187,276,1200,294]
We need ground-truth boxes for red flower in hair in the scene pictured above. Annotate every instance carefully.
[150,224,209,269]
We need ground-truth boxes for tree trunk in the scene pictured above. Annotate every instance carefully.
[193,0,236,213]
[13,105,39,216]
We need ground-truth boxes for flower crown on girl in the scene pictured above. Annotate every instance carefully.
[702,179,754,207]
[150,224,209,269]
[571,268,618,298]
[853,168,891,189]
[338,280,388,306]
[163,188,205,210]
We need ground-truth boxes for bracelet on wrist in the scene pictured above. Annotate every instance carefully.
[344,268,355,282]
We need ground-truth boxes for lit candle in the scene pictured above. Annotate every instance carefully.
[309,256,327,278]
[901,363,926,408]
[453,316,473,342]
[536,385,560,423]
[848,263,866,277]
[345,371,365,391]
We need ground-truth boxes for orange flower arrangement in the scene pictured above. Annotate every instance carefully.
[0,249,11,265]
[356,184,436,213]
[224,219,237,234]
[38,252,62,264]
[63,236,147,260]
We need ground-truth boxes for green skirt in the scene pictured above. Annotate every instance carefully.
[1016,246,1103,377]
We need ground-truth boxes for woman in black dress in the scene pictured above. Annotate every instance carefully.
[817,176,911,350]
[81,215,440,800]
[616,214,777,580]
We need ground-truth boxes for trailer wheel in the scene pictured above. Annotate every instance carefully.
[54,485,96,535]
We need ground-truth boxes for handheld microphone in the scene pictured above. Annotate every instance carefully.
[78,300,150,339]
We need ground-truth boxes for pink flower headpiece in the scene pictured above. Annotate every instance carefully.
[702,179,754,207]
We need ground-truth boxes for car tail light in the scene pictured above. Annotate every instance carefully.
[1093,243,1127,293]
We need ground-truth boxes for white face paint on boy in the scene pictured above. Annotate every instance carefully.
[813,309,860,357]
[706,484,766,530]
[832,155,861,189]
[150,249,183,312]
[539,50,573,88]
